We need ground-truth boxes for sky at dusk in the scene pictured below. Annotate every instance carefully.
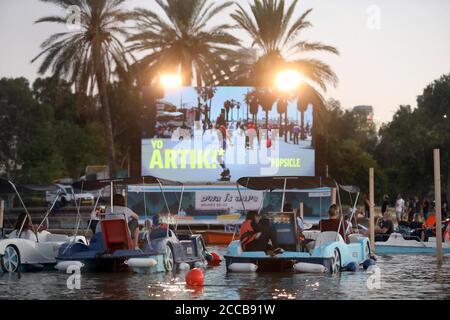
[1,0,449,123]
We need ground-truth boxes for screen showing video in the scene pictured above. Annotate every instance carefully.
[142,87,315,182]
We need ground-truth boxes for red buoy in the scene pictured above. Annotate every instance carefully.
[207,252,222,266]
[185,268,204,286]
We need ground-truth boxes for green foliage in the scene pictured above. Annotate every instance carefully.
[0,77,107,183]
[375,74,450,201]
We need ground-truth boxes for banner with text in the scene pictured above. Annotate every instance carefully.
[195,189,263,211]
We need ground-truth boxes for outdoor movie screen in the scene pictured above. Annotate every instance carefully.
[141,87,315,182]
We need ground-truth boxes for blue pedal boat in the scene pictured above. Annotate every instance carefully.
[224,176,372,273]
[56,176,209,273]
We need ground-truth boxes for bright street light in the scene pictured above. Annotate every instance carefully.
[275,70,304,92]
[160,74,182,88]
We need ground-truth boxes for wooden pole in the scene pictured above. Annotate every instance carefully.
[331,188,337,205]
[325,165,329,178]
[433,149,443,264]
[0,199,4,229]
[369,168,375,255]
[0,199,4,238]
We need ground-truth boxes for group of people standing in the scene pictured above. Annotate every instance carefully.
[363,193,448,222]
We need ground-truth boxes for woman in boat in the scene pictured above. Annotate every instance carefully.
[8,213,38,240]
[239,211,282,255]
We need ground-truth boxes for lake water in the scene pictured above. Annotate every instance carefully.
[0,247,448,300]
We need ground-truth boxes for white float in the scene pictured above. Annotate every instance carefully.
[124,258,157,268]
[228,263,258,273]
[293,262,326,273]
[178,262,191,271]
[54,261,84,272]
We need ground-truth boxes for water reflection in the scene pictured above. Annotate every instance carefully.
[0,251,448,300]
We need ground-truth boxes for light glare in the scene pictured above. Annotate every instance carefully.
[276,70,303,92]
[160,74,182,88]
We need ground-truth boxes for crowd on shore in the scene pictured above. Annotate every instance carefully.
[360,193,449,242]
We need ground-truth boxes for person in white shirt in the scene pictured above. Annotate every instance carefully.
[8,213,39,241]
[395,194,405,224]
[105,194,140,249]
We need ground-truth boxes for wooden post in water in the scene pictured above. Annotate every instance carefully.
[433,149,443,264]
[0,199,4,237]
[369,168,375,255]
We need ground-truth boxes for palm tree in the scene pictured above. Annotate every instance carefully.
[276,97,288,139]
[32,0,130,177]
[224,100,232,123]
[245,90,260,124]
[231,0,338,110]
[196,86,216,124]
[236,101,241,122]
[256,88,277,131]
[128,0,240,87]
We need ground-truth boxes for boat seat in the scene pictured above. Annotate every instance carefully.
[101,219,133,253]
[348,234,361,243]
[314,231,344,249]
[303,230,320,241]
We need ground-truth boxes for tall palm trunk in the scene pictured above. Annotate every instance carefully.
[279,114,282,135]
[284,111,288,143]
[300,111,305,140]
[94,45,116,178]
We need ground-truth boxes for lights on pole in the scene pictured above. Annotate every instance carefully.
[275,70,304,92]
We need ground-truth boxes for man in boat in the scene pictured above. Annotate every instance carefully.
[319,204,349,243]
[239,211,283,255]
[105,194,140,249]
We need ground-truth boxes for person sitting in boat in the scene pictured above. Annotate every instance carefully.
[373,211,394,241]
[319,204,349,243]
[149,214,169,240]
[409,213,425,241]
[344,215,353,234]
[105,194,140,249]
[8,213,44,240]
[397,214,411,235]
[239,211,283,255]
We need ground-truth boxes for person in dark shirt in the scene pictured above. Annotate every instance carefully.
[397,214,411,235]
[409,213,424,241]
[422,197,430,220]
[373,212,394,241]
